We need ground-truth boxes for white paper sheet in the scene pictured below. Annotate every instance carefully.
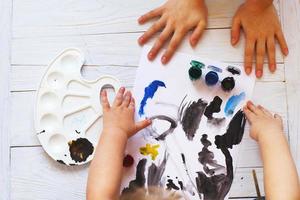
[121,45,255,200]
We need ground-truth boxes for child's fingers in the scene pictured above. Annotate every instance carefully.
[231,16,241,45]
[113,87,125,107]
[267,36,276,73]
[138,7,163,25]
[246,101,263,115]
[244,37,255,75]
[122,91,132,107]
[255,38,266,78]
[257,105,272,117]
[190,21,206,47]
[100,90,110,111]
[275,29,288,56]
[161,28,186,64]
[148,24,173,61]
[135,119,152,132]
[138,17,166,46]
[274,113,283,122]
[243,107,255,124]
[129,97,135,110]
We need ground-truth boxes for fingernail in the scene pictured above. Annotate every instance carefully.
[161,56,167,64]
[231,37,236,44]
[270,63,276,72]
[245,67,252,75]
[284,48,289,55]
[138,36,144,44]
[256,70,262,78]
[148,52,154,60]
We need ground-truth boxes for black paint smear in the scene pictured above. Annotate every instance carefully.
[149,115,177,141]
[69,164,76,166]
[180,98,208,140]
[226,66,241,75]
[181,153,186,164]
[204,96,225,127]
[147,152,168,187]
[37,130,45,135]
[68,138,94,163]
[178,181,184,190]
[166,179,180,190]
[215,110,246,149]
[204,96,222,119]
[198,134,225,176]
[56,160,66,165]
[75,130,80,134]
[122,159,147,195]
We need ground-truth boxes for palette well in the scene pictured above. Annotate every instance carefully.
[35,48,120,165]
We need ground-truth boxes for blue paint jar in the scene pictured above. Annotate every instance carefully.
[205,71,219,86]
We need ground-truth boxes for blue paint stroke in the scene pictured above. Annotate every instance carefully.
[138,80,166,116]
[224,92,246,116]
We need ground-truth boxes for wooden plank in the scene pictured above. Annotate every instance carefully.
[0,0,12,199]
[10,82,287,169]
[281,0,300,173]
[10,64,285,92]
[12,0,245,38]
[10,146,264,199]
[11,30,284,66]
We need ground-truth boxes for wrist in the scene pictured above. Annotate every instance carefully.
[102,128,129,140]
[257,130,285,145]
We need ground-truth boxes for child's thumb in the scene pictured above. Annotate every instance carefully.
[135,119,152,132]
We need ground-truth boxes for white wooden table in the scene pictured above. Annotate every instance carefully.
[1,0,299,199]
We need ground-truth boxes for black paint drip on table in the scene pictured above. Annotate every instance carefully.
[195,110,246,200]
[68,138,94,163]
[204,96,225,127]
[179,98,208,140]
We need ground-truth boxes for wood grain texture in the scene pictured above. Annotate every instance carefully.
[281,0,300,173]
[10,147,264,199]
[0,0,12,199]
[11,30,284,67]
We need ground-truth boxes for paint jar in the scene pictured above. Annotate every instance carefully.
[221,77,235,92]
[189,66,202,81]
[205,71,219,86]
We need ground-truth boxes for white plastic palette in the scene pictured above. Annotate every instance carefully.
[35,48,120,165]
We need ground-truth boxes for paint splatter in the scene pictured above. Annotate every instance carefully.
[56,160,66,165]
[226,65,241,75]
[224,92,245,116]
[147,152,168,187]
[149,115,177,141]
[204,96,225,127]
[122,158,147,195]
[139,143,160,160]
[139,80,166,116]
[123,154,134,167]
[215,110,246,149]
[37,130,45,135]
[68,138,94,163]
[180,98,208,140]
[166,179,180,190]
[198,134,225,176]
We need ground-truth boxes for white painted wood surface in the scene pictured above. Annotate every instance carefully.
[6,0,299,199]
[0,0,12,199]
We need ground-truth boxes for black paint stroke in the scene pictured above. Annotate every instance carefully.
[226,66,241,75]
[37,130,45,135]
[198,134,225,176]
[180,98,208,140]
[204,96,225,127]
[68,138,94,163]
[56,160,66,165]
[195,110,246,200]
[166,179,180,190]
[147,152,168,187]
[75,130,80,134]
[122,158,147,195]
[215,110,246,149]
[149,115,178,141]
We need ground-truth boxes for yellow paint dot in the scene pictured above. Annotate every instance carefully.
[139,143,160,160]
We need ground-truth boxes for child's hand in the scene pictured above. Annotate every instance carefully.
[138,0,208,64]
[243,101,284,142]
[100,87,152,138]
[231,2,288,78]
